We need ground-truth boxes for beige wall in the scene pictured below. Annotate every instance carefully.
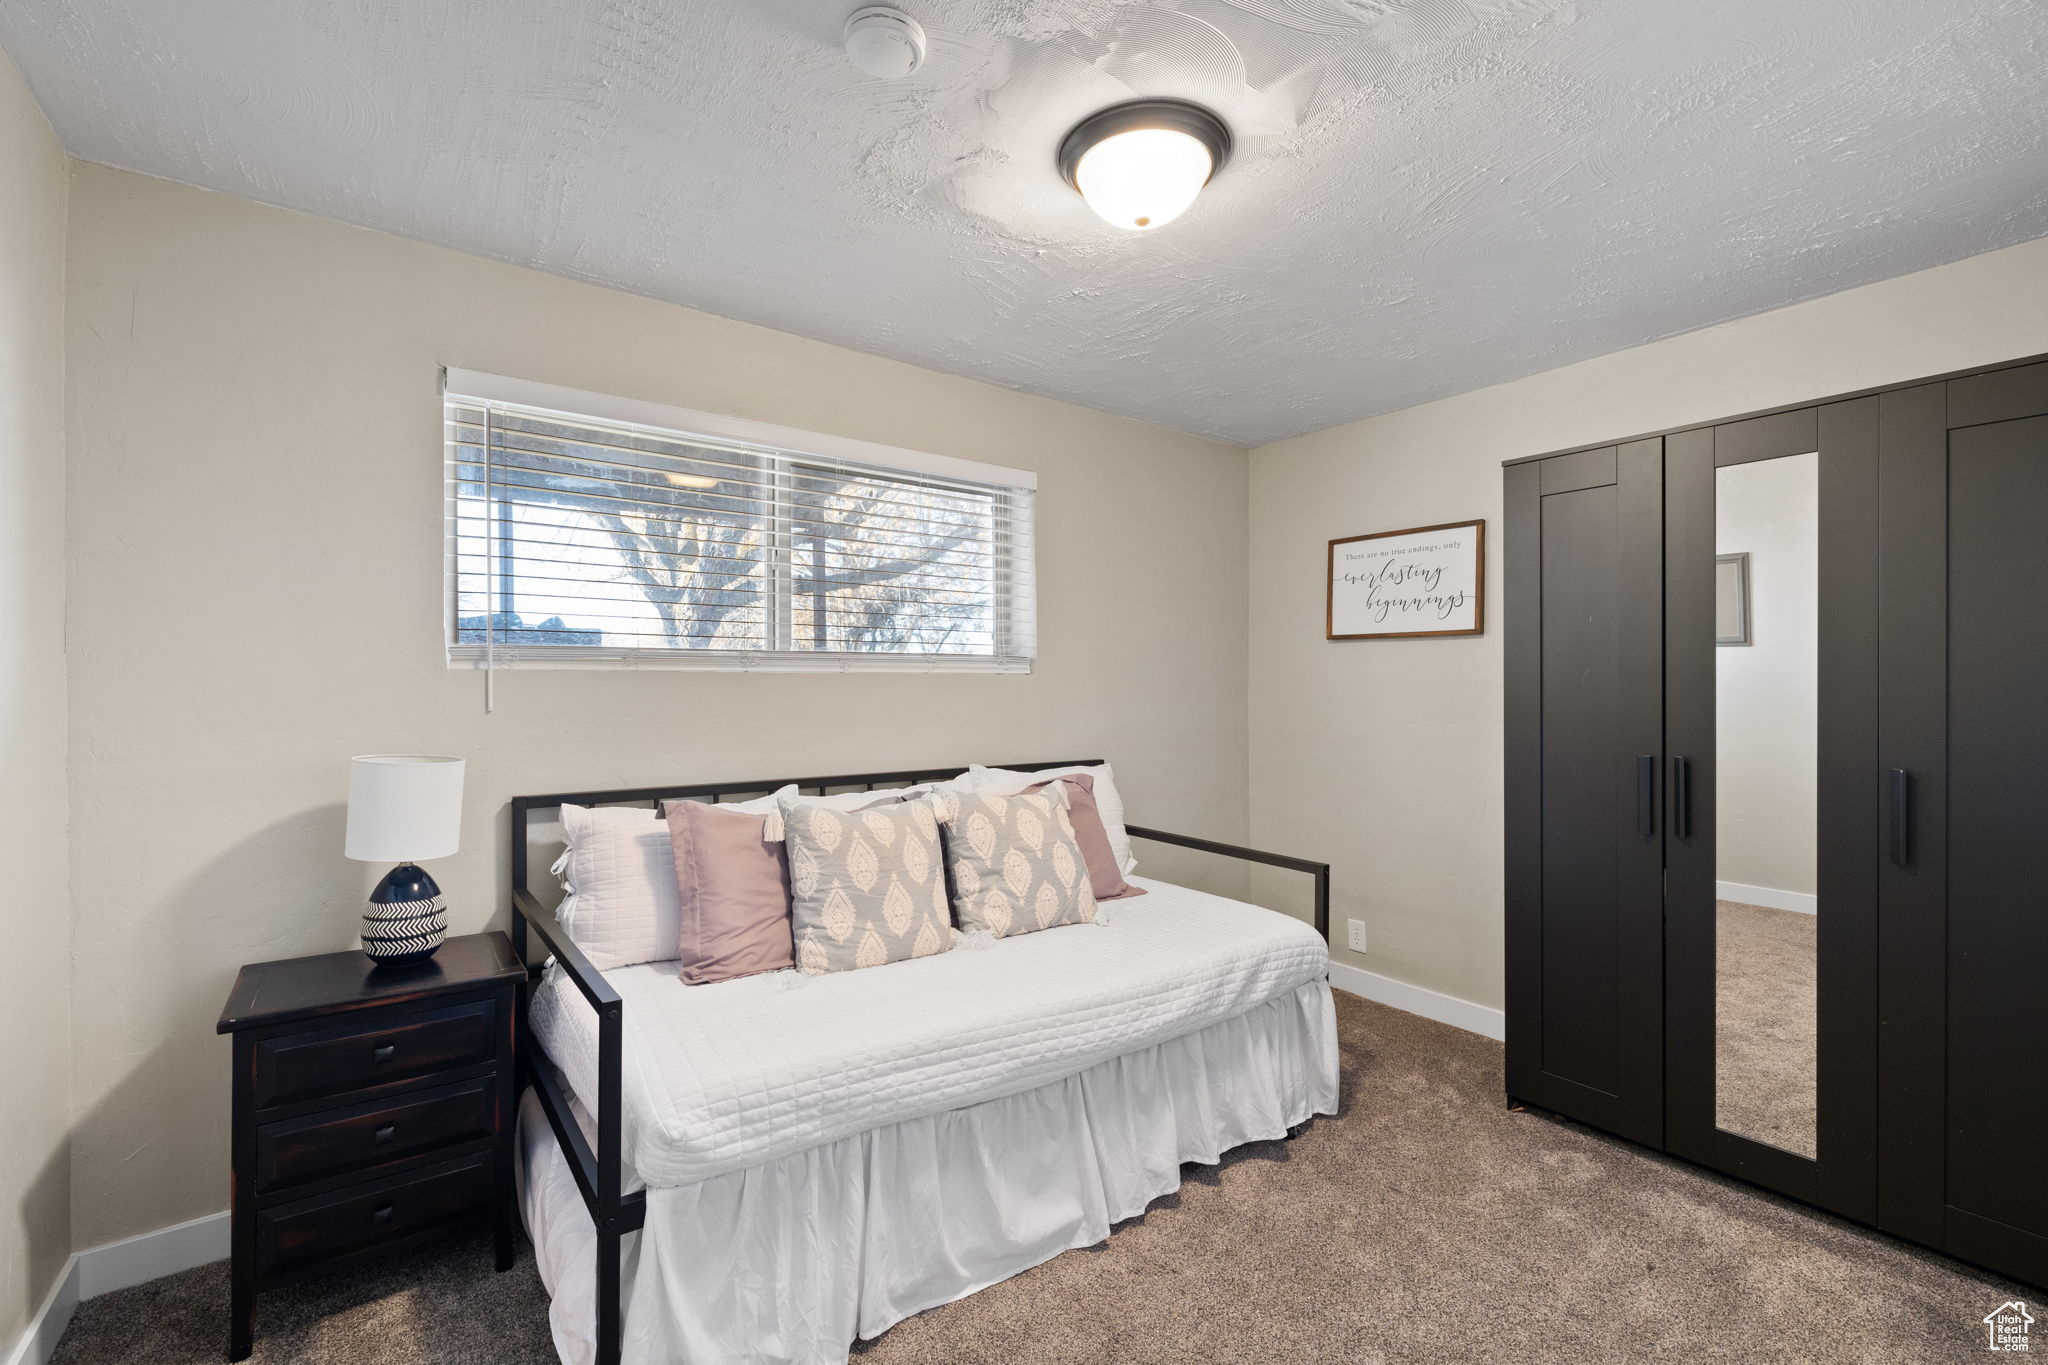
[0,47,71,1346]
[62,164,1250,1247]
[1249,234,2048,1010]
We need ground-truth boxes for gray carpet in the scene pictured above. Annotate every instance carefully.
[55,992,2022,1365]
[1715,899,1819,1157]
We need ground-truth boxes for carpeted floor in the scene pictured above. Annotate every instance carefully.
[1714,899,1819,1157]
[55,992,2022,1365]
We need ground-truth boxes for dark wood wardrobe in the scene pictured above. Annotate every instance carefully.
[1503,353,2048,1289]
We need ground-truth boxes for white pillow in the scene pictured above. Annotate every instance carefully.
[968,763,1136,875]
[703,786,793,815]
[876,772,979,803]
[676,784,916,817]
[554,804,681,970]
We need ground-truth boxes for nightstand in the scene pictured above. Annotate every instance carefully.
[216,932,524,1361]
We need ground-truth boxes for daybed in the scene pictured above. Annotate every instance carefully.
[509,761,1336,1365]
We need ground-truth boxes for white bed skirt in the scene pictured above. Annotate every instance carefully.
[518,976,1339,1365]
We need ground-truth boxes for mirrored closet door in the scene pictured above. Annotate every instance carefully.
[1661,403,1878,1219]
[1712,452,1818,1156]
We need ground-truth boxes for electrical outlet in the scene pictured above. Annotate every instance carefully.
[1346,919,1368,953]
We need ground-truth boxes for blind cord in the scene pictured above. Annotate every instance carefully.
[483,405,496,714]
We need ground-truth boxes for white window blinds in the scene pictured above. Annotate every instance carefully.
[444,372,1036,673]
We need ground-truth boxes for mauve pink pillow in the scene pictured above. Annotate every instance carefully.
[1026,773,1146,902]
[664,801,794,985]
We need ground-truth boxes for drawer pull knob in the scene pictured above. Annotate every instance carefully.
[372,1044,396,1063]
[374,1124,398,1145]
[372,1204,395,1224]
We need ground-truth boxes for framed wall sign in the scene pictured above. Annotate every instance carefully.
[1327,519,1485,640]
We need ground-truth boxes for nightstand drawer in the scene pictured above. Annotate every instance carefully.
[250,999,497,1109]
[253,1078,496,1199]
[255,1155,492,1280]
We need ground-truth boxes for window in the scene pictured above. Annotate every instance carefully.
[444,371,1036,672]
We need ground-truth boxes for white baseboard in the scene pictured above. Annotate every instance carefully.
[1716,880,1817,915]
[2,1261,76,1365]
[1327,960,1506,1041]
[4,1211,228,1365]
[76,1210,228,1299]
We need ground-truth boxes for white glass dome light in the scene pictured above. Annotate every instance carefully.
[1074,129,1212,230]
[1058,100,1232,232]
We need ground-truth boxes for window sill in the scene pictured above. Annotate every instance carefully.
[446,646,1031,675]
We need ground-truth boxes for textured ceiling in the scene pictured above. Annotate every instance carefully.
[6,0,2048,444]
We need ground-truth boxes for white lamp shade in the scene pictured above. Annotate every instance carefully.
[345,755,465,863]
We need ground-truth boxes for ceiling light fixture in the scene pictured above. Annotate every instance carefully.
[1057,99,1232,231]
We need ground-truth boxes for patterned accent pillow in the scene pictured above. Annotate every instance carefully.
[938,789,1096,939]
[780,795,953,976]
[970,763,1137,875]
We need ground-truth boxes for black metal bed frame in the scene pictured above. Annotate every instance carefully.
[507,760,1331,1365]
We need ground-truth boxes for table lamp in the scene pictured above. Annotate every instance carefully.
[345,754,465,965]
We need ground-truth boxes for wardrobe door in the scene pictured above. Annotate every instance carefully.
[1505,438,1665,1146]
[1662,405,1879,1218]
[1879,366,2048,1286]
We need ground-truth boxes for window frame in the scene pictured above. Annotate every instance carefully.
[443,370,1037,674]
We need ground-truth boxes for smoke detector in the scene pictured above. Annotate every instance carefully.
[844,7,925,79]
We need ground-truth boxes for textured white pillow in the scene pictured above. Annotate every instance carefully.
[969,763,1136,875]
[554,804,682,970]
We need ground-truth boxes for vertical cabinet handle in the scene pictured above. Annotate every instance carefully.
[1636,755,1656,836]
[1672,756,1692,839]
[1890,768,1913,865]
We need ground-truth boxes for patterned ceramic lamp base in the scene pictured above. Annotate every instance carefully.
[362,863,448,965]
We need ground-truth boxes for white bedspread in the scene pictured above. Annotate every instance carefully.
[528,876,1329,1189]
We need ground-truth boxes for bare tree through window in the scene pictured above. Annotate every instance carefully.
[449,401,1026,665]
[790,465,990,654]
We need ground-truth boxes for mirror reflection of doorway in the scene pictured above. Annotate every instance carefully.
[1714,451,1819,1158]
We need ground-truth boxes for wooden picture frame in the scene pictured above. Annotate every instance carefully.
[1327,519,1486,640]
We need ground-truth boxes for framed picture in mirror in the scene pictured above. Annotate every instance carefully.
[1715,552,1751,646]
